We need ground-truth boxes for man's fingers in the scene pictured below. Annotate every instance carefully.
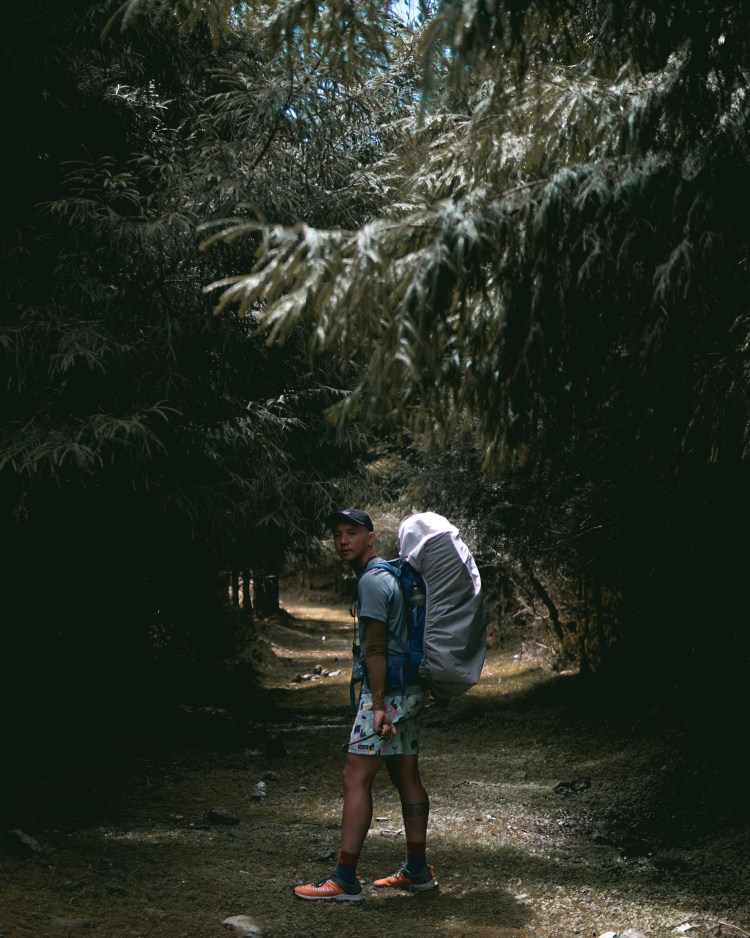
[374,708,397,737]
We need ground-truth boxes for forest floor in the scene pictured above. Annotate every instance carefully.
[1,588,749,938]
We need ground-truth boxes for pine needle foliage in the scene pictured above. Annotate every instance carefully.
[3,0,388,539]
[205,1,750,479]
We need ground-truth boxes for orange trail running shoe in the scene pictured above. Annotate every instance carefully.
[293,874,364,902]
[373,864,438,892]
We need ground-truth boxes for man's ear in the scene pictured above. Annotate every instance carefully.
[367,530,376,547]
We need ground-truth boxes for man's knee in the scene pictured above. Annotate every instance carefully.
[343,754,380,791]
[386,754,421,786]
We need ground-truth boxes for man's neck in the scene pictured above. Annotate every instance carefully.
[351,549,377,575]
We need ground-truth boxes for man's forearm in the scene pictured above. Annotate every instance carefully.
[365,654,386,710]
[363,618,388,710]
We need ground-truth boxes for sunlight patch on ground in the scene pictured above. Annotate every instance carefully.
[280,592,352,625]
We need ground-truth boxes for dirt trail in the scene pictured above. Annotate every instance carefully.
[1,590,749,938]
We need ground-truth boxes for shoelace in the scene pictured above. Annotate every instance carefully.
[394,864,429,881]
[312,874,356,890]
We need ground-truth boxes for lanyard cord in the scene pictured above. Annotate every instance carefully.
[349,589,361,672]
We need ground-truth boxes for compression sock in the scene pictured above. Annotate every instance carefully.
[402,799,430,874]
[404,840,427,875]
[333,849,359,884]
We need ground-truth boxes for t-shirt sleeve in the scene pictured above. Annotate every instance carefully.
[358,570,393,623]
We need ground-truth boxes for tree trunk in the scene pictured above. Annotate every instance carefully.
[253,575,279,616]
[242,570,253,611]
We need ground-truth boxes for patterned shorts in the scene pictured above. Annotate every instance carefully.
[348,690,425,756]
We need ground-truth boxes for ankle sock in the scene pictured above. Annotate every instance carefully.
[333,849,359,884]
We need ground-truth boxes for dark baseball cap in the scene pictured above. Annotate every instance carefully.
[326,508,374,531]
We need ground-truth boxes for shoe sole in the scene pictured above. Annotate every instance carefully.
[412,879,439,892]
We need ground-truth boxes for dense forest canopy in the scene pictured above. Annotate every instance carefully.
[2,0,749,734]
[207,0,750,690]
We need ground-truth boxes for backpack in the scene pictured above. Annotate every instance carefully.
[397,511,486,699]
[354,512,486,703]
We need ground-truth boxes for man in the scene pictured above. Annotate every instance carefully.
[293,507,437,901]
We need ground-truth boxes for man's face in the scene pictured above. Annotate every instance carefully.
[332,521,374,568]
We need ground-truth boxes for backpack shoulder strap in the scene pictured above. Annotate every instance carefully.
[360,559,400,600]
[365,559,401,576]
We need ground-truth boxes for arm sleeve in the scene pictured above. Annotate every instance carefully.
[363,618,387,710]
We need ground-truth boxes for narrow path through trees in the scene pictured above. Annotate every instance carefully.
[1,590,748,938]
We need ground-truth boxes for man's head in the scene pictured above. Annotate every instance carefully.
[326,508,375,570]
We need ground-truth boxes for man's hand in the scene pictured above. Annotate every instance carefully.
[373,708,396,738]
